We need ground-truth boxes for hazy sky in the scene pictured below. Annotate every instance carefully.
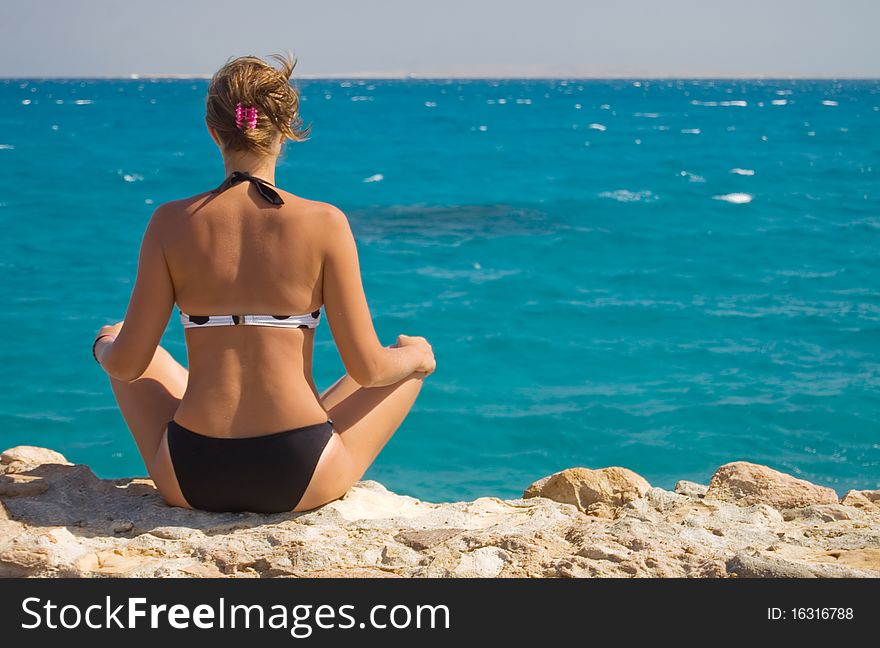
[1,0,878,77]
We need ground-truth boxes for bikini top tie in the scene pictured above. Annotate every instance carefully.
[211,170,285,205]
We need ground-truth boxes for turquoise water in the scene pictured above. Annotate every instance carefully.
[1,78,878,502]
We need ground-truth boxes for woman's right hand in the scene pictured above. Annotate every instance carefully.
[393,334,436,376]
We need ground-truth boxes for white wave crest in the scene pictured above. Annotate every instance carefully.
[599,189,656,203]
[729,168,755,176]
[821,100,839,106]
[691,100,747,107]
[776,269,839,279]
[713,193,753,204]
[363,173,384,183]
[679,170,705,183]
[588,123,607,131]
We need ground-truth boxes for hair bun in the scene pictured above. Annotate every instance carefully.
[205,52,311,155]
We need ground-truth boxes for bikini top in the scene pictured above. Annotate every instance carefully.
[179,309,322,329]
[178,170,321,330]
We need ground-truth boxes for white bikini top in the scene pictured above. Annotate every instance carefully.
[179,308,322,329]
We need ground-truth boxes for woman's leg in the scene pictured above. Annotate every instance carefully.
[105,343,191,508]
[294,371,425,511]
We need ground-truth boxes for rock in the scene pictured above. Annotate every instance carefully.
[781,504,859,523]
[112,520,134,534]
[1,446,71,465]
[816,548,880,572]
[841,489,880,514]
[1,446,71,474]
[1,446,878,578]
[395,528,466,550]
[674,480,709,498]
[705,462,838,510]
[0,474,49,497]
[454,547,511,577]
[523,467,651,517]
[726,551,877,578]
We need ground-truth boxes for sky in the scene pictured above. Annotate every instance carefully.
[1,0,878,78]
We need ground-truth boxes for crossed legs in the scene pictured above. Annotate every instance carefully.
[104,342,424,511]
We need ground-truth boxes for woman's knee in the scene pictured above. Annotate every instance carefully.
[400,370,427,394]
[405,372,427,403]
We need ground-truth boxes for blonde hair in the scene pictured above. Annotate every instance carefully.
[205,51,311,156]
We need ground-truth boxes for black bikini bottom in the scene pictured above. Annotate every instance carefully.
[166,418,335,514]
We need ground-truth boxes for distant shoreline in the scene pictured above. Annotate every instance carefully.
[2,73,879,81]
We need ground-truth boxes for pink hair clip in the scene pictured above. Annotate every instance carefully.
[235,102,258,130]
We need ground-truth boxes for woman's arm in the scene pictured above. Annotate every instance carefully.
[95,205,176,382]
[321,205,433,387]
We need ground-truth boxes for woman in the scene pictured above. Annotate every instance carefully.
[91,53,436,514]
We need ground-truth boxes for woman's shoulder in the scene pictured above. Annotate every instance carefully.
[306,199,347,222]
[277,196,351,230]
[277,199,354,256]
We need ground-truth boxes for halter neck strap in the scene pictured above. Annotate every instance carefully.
[211,170,284,205]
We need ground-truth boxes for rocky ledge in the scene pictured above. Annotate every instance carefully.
[1,446,878,578]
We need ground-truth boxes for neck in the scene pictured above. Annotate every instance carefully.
[221,152,277,185]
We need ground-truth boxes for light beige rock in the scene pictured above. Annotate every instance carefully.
[814,548,880,572]
[674,480,709,498]
[781,504,860,523]
[523,467,651,517]
[726,551,877,578]
[1,446,71,467]
[1,446,71,476]
[840,489,880,514]
[705,461,838,510]
[1,446,878,579]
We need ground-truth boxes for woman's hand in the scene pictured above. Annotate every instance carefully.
[392,334,436,377]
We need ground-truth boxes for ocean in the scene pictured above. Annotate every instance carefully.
[0,77,878,502]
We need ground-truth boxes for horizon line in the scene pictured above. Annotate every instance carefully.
[3,72,880,81]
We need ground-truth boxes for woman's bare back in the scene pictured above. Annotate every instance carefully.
[163,180,332,437]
